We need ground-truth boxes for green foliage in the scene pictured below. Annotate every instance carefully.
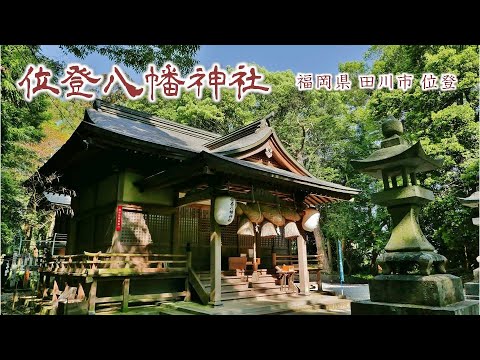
[59,45,200,74]
[363,45,479,273]
[1,45,200,254]
[1,45,52,252]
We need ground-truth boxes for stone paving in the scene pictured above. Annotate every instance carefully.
[321,283,370,301]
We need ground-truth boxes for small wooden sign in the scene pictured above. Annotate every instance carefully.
[116,205,123,231]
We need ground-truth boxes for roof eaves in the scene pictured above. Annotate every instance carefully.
[270,129,314,177]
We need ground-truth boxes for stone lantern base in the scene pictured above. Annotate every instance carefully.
[351,299,479,315]
[464,282,479,300]
[351,274,479,315]
[465,257,479,300]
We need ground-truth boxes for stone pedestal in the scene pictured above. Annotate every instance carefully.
[369,274,464,307]
[465,256,479,300]
[352,274,479,315]
[464,282,479,300]
[352,299,479,315]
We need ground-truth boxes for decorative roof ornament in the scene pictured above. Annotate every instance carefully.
[265,145,273,158]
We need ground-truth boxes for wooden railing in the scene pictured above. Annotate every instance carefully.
[186,250,209,305]
[272,253,323,270]
[40,252,188,277]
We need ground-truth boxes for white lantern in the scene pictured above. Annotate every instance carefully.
[302,208,320,232]
[214,196,237,225]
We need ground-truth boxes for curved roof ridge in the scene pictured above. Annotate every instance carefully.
[205,112,275,150]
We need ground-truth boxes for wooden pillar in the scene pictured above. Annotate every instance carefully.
[253,232,258,271]
[88,280,97,315]
[312,223,325,292]
[296,230,310,296]
[185,245,192,302]
[272,252,277,268]
[209,198,222,306]
[122,279,130,312]
[172,208,180,254]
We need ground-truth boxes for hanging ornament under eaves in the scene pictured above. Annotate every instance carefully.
[243,203,264,224]
[261,204,285,227]
[302,208,320,232]
[214,196,236,225]
[237,215,255,237]
[260,221,277,238]
[235,202,245,216]
[281,207,302,222]
[284,221,301,239]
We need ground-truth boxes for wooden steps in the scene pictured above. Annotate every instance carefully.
[198,271,295,302]
[221,288,286,301]
[203,283,250,293]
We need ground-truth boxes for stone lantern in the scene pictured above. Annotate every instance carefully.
[349,116,478,315]
[458,189,479,300]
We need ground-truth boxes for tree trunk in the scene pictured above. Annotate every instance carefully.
[370,250,378,275]
[345,257,353,276]
[464,244,470,271]
[296,125,306,165]
[341,238,352,275]
[313,224,331,273]
[326,237,333,274]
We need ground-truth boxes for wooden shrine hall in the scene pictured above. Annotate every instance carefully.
[35,100,359,314]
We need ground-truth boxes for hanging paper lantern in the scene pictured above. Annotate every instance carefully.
[284,221,301,239]
[302,208,320,232]
[214,196,236,225]
[260,221,277,239]
[243,203,264,224]
[261,205,286,227]
[237,215,255,237]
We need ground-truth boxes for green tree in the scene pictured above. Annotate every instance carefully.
[364,45,479,273]
[1,45,201,253]
[1,45,52,253]
[59,45,199,74]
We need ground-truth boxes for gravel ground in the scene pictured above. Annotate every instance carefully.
[321,283,370,301]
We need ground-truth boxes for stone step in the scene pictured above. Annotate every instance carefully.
[161,293,348,315]
[199,275,246,281]
[222,288,290,301]
[250,277,278,285]
[246,274,275,281]
[310,299,351,311]
[158,306,194,315]
[251,282,280,289]
[200,278,247,285]
[161,302,212,315]
[203,283,250,293]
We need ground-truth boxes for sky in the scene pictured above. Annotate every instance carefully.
[41,45,370,83]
